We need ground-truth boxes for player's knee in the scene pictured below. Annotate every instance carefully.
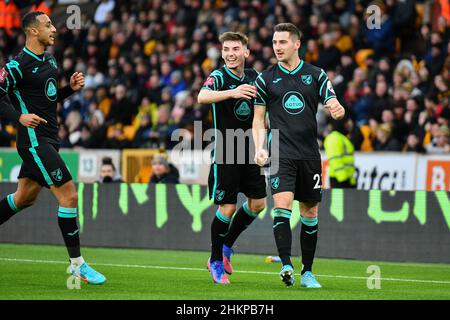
[63,191,78,207]
[219,205,236,217]
[249,201,265,214]
[301,204,319,218]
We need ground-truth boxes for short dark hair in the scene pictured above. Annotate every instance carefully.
[101,157,116,171]
[219,32,249,47]
[274,23,301,41]
[22,11,46,31]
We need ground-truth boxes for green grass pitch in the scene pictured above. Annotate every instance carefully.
[0,243,449,300]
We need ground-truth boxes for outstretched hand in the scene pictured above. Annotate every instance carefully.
[19,114,47,128]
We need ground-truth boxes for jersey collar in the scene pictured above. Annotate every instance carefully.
[277,60,304,75]
[23,47,45,62]
[224,65,245,81]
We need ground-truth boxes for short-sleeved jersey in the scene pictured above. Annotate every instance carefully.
[0,47,66,147]
[202,65,259,164]
[254,61,336,160]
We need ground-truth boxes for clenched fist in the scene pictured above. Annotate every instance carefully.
[254,149,269,167]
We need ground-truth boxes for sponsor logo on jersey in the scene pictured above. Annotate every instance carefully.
[234,99,251,121]
[282,91,306,115]
[45,78,58,101]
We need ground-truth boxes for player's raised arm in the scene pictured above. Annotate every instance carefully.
[198,78,256,104]
[57,72,85,102]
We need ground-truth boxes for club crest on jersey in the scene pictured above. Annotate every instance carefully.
[45,78,57,101]
[48,58,58,69]
[271,177,280,190]
[0,68,8,84]
[301,75,312,85]
[282,91,305,115]
[215,190,225,201]
[51,168,63,181]
[203,77,215,87]
[234,99,251,121]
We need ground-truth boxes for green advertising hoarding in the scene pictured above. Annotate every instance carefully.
[0,148,79,182]
[0,183,449,263]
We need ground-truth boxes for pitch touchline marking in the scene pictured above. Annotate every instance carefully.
[1,257,449,285]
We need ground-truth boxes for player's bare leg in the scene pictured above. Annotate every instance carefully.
[273,192,295,286]
[51,180,106,285]
[299,201,321,288]
[0,178,41,225]
[222,197,266,275]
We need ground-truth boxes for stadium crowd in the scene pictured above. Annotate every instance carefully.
[0,0,449,154]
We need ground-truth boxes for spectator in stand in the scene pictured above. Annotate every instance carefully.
[0,0,447,155]
[373,123,402,152]
[107,84,135,125]
[82,110,107,149]
[426,125,450,154]
[104,123,131,149]
[150,155,180,184]
[369,80,391,122]
[403,132,426,153]
[133,113,153,148]
[98,156,123,183]
[363,1,395,56]
[168,70,187,96]
[316,32,341,71]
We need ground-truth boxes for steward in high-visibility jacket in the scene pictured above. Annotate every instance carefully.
[324,119,356,188]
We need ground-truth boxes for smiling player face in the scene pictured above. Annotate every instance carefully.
[272,31,300,64]
[221,40,249,71]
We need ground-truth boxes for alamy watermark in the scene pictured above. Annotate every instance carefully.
[366,265,381,289]
[366,4,382,30]
[66,5,81,30]
[170,121,279,175]
[66,265,81,290]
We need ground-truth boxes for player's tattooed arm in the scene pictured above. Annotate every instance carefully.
[324,98,345,120]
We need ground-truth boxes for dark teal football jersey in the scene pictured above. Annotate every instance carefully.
[254,60,336,160]
[202,65,259,164]
[0,47,73,147]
